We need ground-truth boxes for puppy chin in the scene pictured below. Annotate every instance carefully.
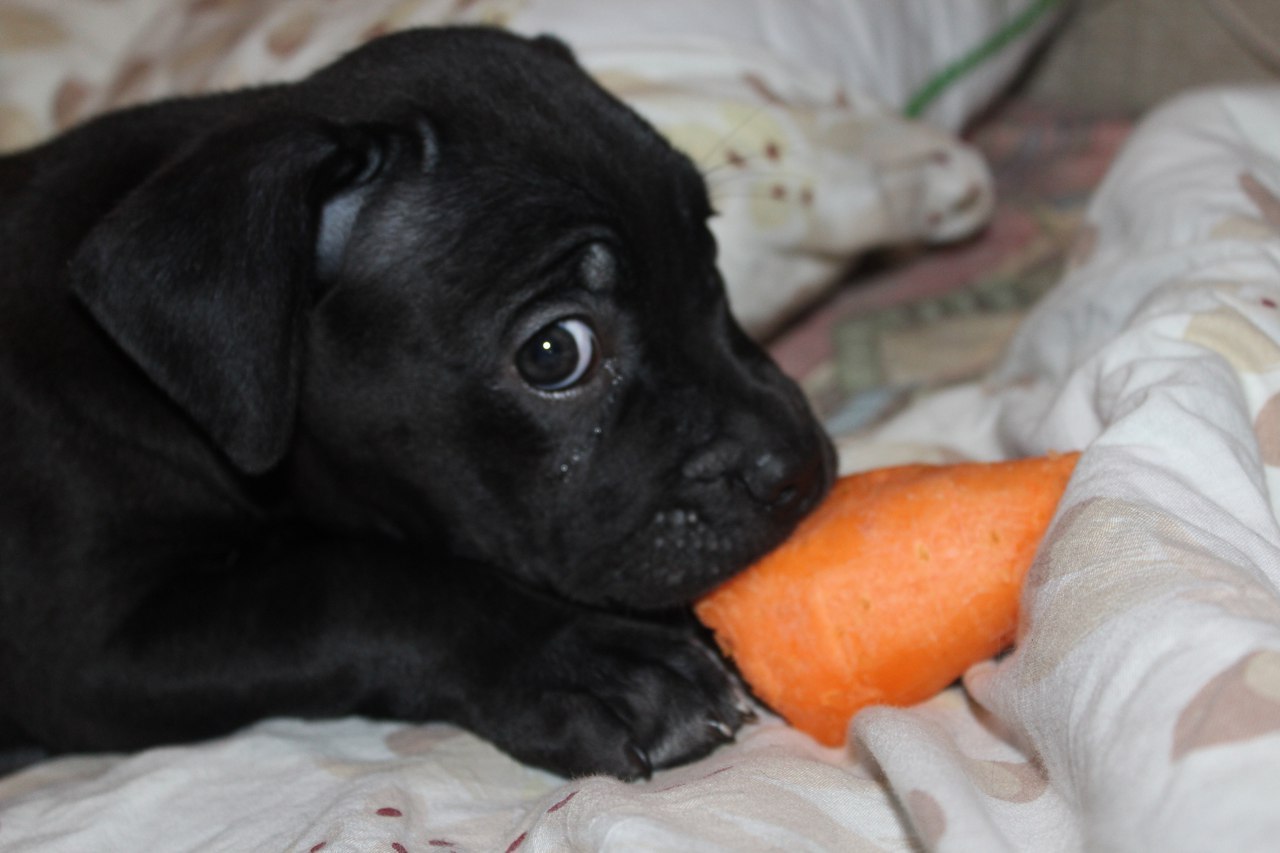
[549,506,808,611]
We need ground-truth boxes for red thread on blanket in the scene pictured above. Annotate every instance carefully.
[505,832,527,852]
[309,844,326,852]
[377,807,403,817]
[547,791,578,813]
[392,843,408,853]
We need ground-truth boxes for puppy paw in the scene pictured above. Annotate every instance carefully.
[484,612,753,780]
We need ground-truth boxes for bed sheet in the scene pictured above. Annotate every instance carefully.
[4,85,1280,852]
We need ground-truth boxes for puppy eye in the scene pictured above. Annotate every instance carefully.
[516,317,597,391]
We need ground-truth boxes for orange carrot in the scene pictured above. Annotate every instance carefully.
[695,452,1079,747]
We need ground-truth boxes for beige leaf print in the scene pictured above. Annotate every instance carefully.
[1177,537,1280,623]
[0,103,41,153]
[0,6,67,50]
[1253,393,1280,467]
[105,59,158,111]
[1210,215,1276,241]
[366,0,435,40]
[1247,649,1280,701]
[171,24,248,79]
[1016,498,1181,686]
[1240,172,1280,232]
[906,789,947,847]
[1017,497,1278,687]
[1172,650,1280,761]
[589,69,671,102]
[961,756,1048,803]
[1184,305,1280,373]
[385,723,466,757]
[54,77,94,130]
[267,9,319,59]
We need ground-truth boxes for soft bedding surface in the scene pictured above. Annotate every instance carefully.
[4,81,1280,852]
[4,2,1280,851]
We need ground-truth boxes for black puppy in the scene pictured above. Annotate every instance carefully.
[0,27,833,779]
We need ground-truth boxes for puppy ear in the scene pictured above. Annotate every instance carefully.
[70,115,399,474]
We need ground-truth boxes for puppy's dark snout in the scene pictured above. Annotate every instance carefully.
[745,450,827,514]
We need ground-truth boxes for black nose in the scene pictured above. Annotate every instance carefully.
[744,448,829,515]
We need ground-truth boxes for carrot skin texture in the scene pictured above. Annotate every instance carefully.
[695,453,1079,746]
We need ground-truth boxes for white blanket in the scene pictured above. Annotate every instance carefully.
[841,84,1280,852]
[4,85,1280,852]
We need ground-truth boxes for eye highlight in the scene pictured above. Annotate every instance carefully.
[516,317,597,391]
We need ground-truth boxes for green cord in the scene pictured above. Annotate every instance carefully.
[904,0,1063,119]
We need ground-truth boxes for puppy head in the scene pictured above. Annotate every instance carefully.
[72,29,834,608]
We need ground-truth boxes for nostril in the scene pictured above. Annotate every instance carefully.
[745,449,829,513]
[746,452,797,507]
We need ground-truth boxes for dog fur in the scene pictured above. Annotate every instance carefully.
[0,27,834,779]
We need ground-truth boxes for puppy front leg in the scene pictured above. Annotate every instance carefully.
[37,533,748,778]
